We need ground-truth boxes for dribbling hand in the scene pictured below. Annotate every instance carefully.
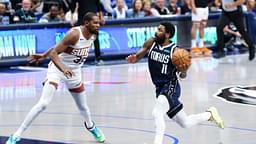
[126,54,137,63]
[28,54,45,64]
[63,69,75,79]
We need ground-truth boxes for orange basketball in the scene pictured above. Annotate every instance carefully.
[171,48,191,71]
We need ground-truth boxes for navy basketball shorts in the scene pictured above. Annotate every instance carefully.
[155,80,183,119]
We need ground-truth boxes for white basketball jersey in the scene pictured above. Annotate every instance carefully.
[59,26,95,69]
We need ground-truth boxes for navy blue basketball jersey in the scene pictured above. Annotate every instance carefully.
[148,41,178,87]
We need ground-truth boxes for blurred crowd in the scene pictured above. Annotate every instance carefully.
[0,0,255,25]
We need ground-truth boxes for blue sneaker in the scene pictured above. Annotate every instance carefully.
[6,135,20,144]
[85,122,105,143]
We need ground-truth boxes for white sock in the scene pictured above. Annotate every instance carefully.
[152,95,169,144]
[173,109,211,128]
[70,91,93,128]
[13,82,56,137]
[199,39,204,48]
[191,39,197,48]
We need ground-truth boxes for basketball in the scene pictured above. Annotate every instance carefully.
[171,48,191,71]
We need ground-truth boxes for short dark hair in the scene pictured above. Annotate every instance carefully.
[82,12,98,24]
[160,21,175,38]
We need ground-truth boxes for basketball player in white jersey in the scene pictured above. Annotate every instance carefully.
[6,12,105,144]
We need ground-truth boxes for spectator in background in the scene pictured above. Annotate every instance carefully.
[65,2,77,22]
[0,2,12,24]
[223,23,246,49]
[143,0,159,16]
[247,0,256,14]
[0,0,11,10]
[100,0,113,17]
[13,0,36,23]
[11,0,22,11]
[154,0,169,15]
[61,0,71,13]
[42,0,62,13]
[31,0,43,14]
[112,0,127,19]
[180,0,191,15]
[167,0,181,15]
[39,5,62,23]
[125,0,133,8]
[127,0,145,18]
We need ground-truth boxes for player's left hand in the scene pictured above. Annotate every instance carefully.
[63,69,75,79]
[28,54,45,64]
[126,54,137,63]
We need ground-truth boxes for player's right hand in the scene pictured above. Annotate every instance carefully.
[63,69,75,79]
[28,54,45,64]
[126,54,137,63]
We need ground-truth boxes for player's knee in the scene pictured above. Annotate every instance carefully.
[178,120,192,129]
[199,23,205,29]
[193,23,200,29]
[200,21,207,27]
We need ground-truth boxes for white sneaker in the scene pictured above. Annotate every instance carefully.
[207,107,224,129]
[96,60,104,66]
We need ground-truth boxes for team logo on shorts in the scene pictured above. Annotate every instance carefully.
[214,85,256,106]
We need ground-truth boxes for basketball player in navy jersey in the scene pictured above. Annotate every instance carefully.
[127,22,224,144]
[6,12,105,144]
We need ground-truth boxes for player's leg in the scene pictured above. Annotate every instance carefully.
[152,95,169,144]
[172,108,211,128]
[191,22,199,48]
[65,70,105,143]
[6,80,58,144]
[94,33,104,65]
[191,8,202,57]
[152,81,183,144]
[231,11,255,60]
[214,12,231,58]
[199,7,212,56]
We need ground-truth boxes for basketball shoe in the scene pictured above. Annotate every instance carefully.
[201,47,212,56]
[85,122,105,143]
[191,47,202,57]
[207,107,224,129]
[5,135,20,144]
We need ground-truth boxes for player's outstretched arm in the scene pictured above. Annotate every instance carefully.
[49,29,79,78]
[28,48,53,64]
[127,38,154,63]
